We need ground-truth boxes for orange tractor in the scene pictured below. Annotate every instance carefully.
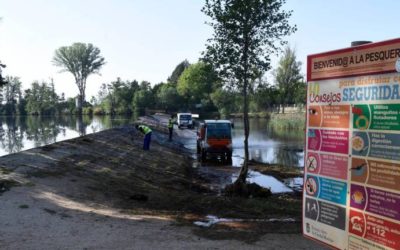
[197,120,233,163]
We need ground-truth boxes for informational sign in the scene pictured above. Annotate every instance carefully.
[304,38,400,250]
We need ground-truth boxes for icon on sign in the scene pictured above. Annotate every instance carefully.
[308,108,318,115]
[355,115,369,130]
[352,136,365,151]
[351,190,365,205]
[307,201,318,213]
[351,162,367,176]
[306,155,318,172]
[305,198,319,220]
[305,177,318,196]
[350,216,363,233]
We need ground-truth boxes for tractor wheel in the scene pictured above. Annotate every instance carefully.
[226,152,233,164]
[201,150,207,162]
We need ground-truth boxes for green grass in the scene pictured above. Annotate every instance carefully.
[269,113,306,130]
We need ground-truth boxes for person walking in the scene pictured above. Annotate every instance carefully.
[168,114,176,141]
[135,124,152,150]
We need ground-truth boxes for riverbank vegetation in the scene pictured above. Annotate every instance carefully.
[1,52,306,119]
[269,113,305,130]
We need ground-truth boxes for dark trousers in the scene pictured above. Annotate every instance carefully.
[168,127,173,141]
[143,132,152,150]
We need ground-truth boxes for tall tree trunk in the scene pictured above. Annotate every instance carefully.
[77,94,83,115]
[78,84,85,116]
[235,27,251,185]
[235,80,250,184]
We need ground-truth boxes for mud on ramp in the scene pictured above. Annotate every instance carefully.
[0,125,326,249]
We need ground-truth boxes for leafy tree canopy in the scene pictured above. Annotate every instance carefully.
[157,84,181,112]
[202,0,296,184]
[273,46,303,112]
[53,43,106,113]
[177,62,219,106]
[167,60,190,84]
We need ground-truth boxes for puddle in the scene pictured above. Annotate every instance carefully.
[232,170,293,194]
[283,177,303,192]
[194,215,297,227]
[186,134,296,194]
[193,153,295,194]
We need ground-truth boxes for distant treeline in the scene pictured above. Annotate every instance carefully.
[1,58,306,117]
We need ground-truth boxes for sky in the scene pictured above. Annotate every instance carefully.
[0,0,399,99]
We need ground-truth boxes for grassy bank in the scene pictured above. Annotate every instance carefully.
[268,113,305,130]
[230,112,271,119]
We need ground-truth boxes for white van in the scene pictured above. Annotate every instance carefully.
[177,113,193,129]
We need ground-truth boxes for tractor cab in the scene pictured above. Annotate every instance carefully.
[197,120,233,162]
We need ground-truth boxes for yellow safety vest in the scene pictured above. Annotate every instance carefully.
[168,118,174,128]
[139,125,152,135]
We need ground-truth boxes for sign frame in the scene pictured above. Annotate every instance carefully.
[304,38,400,250]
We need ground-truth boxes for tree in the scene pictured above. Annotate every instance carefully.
[53,43,106,114]
[0,19,7,86]
[210,88,238,117]
[25,81,59,115]
[167,60,190,84]
[293,80,307,106]
[273,46,303,113]
[95,78,140,115]
[177,62,219,110]
[130,81,154,115]
[2,76,22,115]
[252,82,280,112]
[157,84,181,112]
[202,0,296,185]
[0,62,7,86]
[132,89,153,115]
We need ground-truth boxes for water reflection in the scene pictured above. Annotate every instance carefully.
[0,115,136,156]
[283,177,304,192]
[231,118,305,167]
[0,116,305,167]
[0,117,24,154]
[232,170,293,193]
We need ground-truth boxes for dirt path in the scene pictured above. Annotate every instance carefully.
[0,122,327,249]
[0,184,319,250]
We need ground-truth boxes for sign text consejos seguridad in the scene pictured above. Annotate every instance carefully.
[309,75,400,105]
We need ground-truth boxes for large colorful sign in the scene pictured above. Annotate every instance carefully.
[304,38,400,250]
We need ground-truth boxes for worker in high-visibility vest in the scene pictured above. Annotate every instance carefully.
[168,114,176,141]
[135,124,152,150]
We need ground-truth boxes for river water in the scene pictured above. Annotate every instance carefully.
[0,116,305,167]
[201,118,305,193]
[0,115,305,193]
[0,115,136,156]
[231,118,304,167]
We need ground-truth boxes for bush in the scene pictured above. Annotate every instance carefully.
[93,107,105,115]
[82,107,93,115]
[269,113,305,130]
